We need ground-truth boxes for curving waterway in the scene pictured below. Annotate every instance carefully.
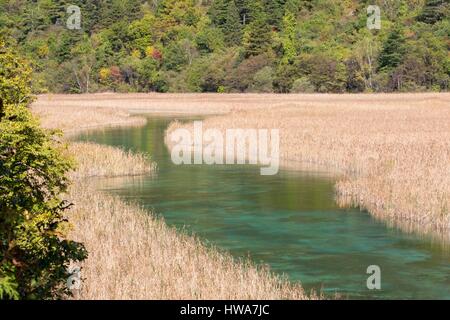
[75,116,450,300]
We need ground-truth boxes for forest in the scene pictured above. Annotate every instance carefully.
[0,0,449,94]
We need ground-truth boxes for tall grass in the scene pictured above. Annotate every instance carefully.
[32,104,146,135]
[34,92,449,299]
[35,92,448,117]
[33,98,313,300]
[67,142,156,179]
[68,182,312,299]
[166,94,450,241]
[64,143,312,300]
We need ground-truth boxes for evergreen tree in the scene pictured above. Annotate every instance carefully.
[378,25,406,71]
[209,0,242,45]
[242,1,272,57]
[418,0,448,24]
[209,0,228,26]
[284,0,301,14]
[224,1,243,45]
[79,0,101,34]
[100,0,143,28]
[263,0,286,29]
[235,0,252,25]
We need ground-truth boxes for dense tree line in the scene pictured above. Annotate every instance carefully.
[0,0,449,93]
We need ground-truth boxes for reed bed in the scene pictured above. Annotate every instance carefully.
[166,95,450,240]
[67,183,312,300]
[33,97,313,300]
[32,104,146,135]
[63,142,311,300]
[67,142,156,179]
[33,92,449,299]
[34,92,446,116]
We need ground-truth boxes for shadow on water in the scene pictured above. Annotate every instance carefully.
[75,116,450,300]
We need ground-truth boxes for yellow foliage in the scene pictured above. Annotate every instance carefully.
[37,44,49,58]
[131,49,141,59]
[145,46,155,57]
[99,68,111,82]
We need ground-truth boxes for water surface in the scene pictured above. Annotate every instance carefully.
[76,117,450,299]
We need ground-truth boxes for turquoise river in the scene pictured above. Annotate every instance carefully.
[75,116,450,300]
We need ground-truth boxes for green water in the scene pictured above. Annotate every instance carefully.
[76,117,450,300]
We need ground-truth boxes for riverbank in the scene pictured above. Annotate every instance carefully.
[32,103,147,136]
[32,92,449,298]
[34,93,450,241]
[34,99,313,299]
[165,94,450,241]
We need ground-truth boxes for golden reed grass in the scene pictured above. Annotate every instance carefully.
[33,98,313,300]
[35,92,448,116]
[67,142,156,179]
[32,103,146,135]
[68,183,312,299]
[166,94,450,241]
[33,92,449,299]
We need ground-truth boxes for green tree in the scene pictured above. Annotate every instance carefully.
[280,9,297,64]
[418,0,448,24]
[100,0,143,28]
[235,0,252,25]
[284,0,301,14]
[137,57,166,92]
[209,0,228,26]
[195,17,225,53]
[209,0,242,45]
[224,0,243,45]
[305,52,348,93]
[242,1,273,57]
[378,25,406,71]
[0,39,87,300]
[248,66,274,92]
[263,0,286,29]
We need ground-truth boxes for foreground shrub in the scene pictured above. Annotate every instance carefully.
[0,40,87,300]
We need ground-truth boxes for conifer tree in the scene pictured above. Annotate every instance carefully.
[224,1,243,45]
[235,0,252,25]
[242,0,272,57]
[378,24,406,71]
[418,0,447,24]
[263,0,286,29]
[209,0,228,26]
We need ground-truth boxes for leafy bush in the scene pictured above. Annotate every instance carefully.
[290,77,315,93]
[248,66,274,93]
[0,40,87,300]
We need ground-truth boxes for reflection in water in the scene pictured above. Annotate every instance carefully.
[76,117,450,300]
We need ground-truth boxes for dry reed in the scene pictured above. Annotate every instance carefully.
[33,97,313,300]
[32,104,146,135]
[67,142,156,179]
[165,94,450,240]
[63,143,311,300]
[33,92,450,299]
[67,182,312,299]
